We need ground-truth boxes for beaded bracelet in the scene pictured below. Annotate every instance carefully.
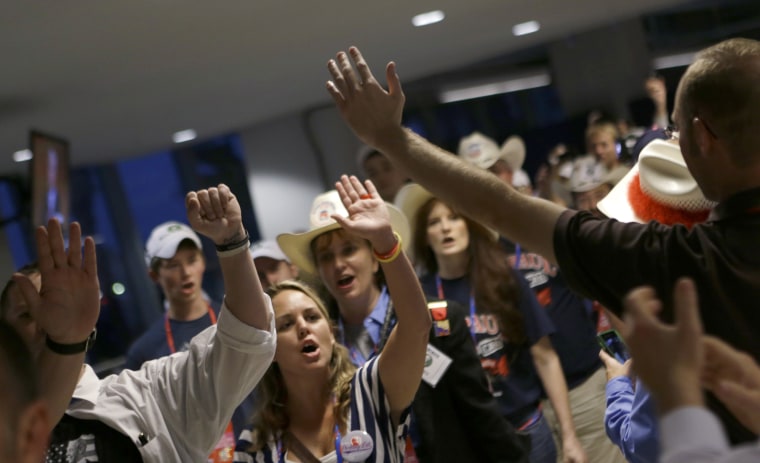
[216,242,250,258]
[373,231,402,264]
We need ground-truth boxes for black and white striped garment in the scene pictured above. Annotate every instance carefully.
[234,356,410,463]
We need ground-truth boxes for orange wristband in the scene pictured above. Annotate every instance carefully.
[373,232,402,263]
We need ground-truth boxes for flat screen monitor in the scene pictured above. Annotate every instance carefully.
[29,130,70,229]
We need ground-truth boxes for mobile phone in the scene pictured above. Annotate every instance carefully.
[597,329,631,364]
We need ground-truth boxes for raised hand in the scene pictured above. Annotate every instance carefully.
[621,278,704,414]
[15,219,99,344]
[326,47,406,150]
[701,335,760,434]
[599,350,633,382]
[332,175,395,253]
[186,183,246,246]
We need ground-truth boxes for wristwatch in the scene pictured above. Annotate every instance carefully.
[46,328,97,355]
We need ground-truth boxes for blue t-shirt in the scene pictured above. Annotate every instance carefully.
[420,269,554,425]
[125,310,218,370]
[234,356,410,463]
[504,241,603,388]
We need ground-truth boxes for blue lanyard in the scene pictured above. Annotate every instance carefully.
[435,274,477,341]
[513,244,522,269]
[277,423,342,463]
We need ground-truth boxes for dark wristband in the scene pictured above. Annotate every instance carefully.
[214,230,250,252]
[46,329,97,355]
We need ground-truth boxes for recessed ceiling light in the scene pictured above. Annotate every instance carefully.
[13,149,32,162]
[512,20,540,36]
[172,129,197,144]
[412,10,445,27]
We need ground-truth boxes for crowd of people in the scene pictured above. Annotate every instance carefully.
[2,36,760,463]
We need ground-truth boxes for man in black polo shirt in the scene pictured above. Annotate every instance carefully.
[323,38,760,443]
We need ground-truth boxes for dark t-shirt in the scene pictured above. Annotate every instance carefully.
[553,187,760,443]
[420,269,554,425]
[502,240,602,389]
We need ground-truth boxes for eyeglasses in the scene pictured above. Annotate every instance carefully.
[694,115,719,140]
[665,125,679,141]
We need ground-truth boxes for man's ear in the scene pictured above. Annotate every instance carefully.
[15,400,49,463]
[693,117,717,155]
[148,269,159,283]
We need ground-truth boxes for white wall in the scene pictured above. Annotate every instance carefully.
[240,105,364,240]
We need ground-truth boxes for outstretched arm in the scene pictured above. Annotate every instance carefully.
[185,184,269,329]
[326,47,566,263]
[15,220,100,430]
[333,175,431,425]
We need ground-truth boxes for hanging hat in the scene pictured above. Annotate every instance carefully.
[277,190,410,275]
[597,139,715,225]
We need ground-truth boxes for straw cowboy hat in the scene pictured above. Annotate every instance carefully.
[277,190,410,275]
[597,139,716,225]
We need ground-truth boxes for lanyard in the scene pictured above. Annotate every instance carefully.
[277,423,342,463]
[435,274,477,341]
[513,244,522,269]
[164,304,217,354]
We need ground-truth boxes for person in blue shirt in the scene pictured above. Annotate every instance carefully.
[600,349,658,463]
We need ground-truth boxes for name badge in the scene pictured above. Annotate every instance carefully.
[422,344,452,387]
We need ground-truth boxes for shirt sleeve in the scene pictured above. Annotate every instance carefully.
[512,268,555,344]
[604,377,636,456]
[658,406,760,463]
[145,297,276,458]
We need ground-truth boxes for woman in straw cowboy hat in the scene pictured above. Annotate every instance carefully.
[234,175,431,463]
[274,176,528,463]
[396,183,587,463]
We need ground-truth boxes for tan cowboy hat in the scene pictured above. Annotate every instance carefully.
[277,190,410,275]
[597,139,716,223]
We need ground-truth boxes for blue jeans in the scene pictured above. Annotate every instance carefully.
[519,413,557,463]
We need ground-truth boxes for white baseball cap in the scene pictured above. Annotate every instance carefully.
[250,240,290,262]
[144,221,202,268]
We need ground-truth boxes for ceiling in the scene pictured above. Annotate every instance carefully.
[0,0,713,175]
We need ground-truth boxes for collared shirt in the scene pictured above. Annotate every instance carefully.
[340,287,394,366]
[65,301,276,463]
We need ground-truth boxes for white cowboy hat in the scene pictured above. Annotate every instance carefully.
[277,190,410,275]
[597,139,715,224]
[457,132,526,172]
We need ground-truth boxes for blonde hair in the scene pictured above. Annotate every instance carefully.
[247,280,356,451]
[585,121,619,147]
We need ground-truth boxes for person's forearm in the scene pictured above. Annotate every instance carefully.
[379,127,564,263]
[37,349,85,430]
[217,241,270,330]
[533,345,578,440]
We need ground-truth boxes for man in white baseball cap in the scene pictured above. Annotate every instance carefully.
[127,220,247,461]
[249,240,299,290]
